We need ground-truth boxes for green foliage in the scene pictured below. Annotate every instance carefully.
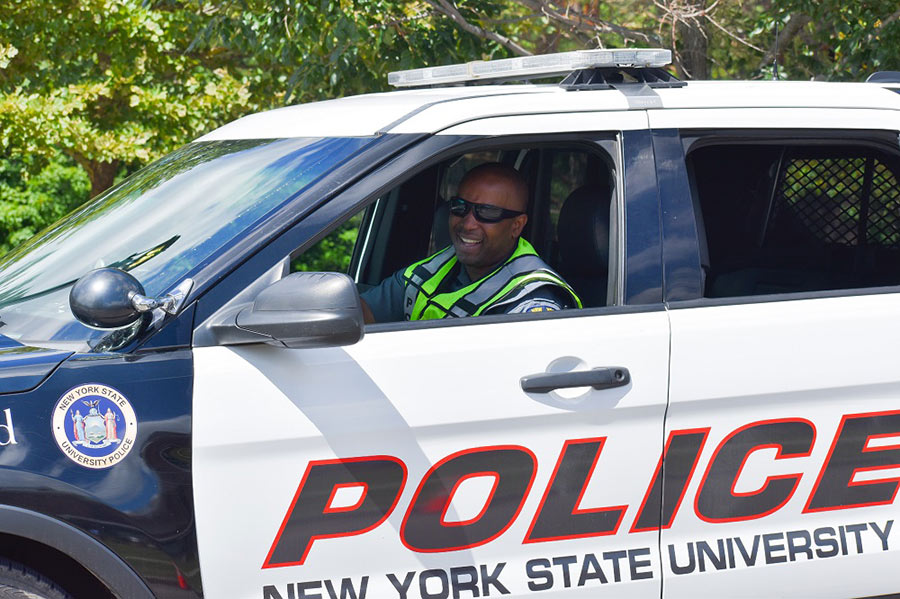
[757,1,900,80]
[190,0,510,104]
[0,0,255,198]
[0,156,90,252]
[292,213,364,273]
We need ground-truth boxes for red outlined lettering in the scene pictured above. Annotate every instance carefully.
[401,445,536,553]
[322,482,369,514]
[524,437,628,544]
[805,410,900,513]
[264,455,407,568]
[695,418,815,524]
[630,428,709,533]
[439,472,501,527]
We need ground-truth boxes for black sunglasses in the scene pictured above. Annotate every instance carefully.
[448,196,526,223]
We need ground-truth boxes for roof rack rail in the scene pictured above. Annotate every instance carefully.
[866,71,900,84]
[560,67,685,90]
[388,48,672,88]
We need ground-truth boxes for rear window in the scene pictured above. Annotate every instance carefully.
[688,137,900,297]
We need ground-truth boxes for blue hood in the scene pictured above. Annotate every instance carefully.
[0,335,73,394]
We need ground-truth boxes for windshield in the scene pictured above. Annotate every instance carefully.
[0,136,373,351]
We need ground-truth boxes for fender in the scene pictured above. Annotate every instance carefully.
[0,504,154,599]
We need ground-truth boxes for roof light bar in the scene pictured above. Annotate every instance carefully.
[388,48,672,88]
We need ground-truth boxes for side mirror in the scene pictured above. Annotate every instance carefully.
[70,268,144,328]
[214,272,364,349]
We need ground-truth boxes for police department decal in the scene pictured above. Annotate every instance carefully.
[52,384,136,469]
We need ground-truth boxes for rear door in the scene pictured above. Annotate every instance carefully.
[191,116,674,598]
[654,113,900,598]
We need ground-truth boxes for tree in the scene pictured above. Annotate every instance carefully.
[756,1,900,81]
[417,1,766,80]
[0,0,896,257]
[0,0,254,197]
[414,1,898,82]
[0,155,89,253]
[189,0,513,105]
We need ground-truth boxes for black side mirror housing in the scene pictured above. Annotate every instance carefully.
[69,268,144,328]
[213,272,364,349]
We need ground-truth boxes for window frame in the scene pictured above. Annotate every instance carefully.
[661,127,900,308]
[194,130,650,344]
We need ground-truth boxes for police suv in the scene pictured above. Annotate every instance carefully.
[0,48,898,599]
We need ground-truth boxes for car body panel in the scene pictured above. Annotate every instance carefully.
[193,310,671,598]
[0,347,198,597]
[0,345,73,395]
[199,81,900,142]
[663,294,900,598]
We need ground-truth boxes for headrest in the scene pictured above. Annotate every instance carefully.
[432,198,450,250]
[557,185,611,275]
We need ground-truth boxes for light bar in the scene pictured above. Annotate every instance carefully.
[388,48,672,88]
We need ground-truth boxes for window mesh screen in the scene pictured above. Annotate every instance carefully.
[770,155,900,248]
[868,160,900,246]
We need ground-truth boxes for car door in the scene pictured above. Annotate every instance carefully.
[653,115,900,599]
[190,118,674,598]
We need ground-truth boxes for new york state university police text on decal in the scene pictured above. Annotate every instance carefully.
[52,384,137,469]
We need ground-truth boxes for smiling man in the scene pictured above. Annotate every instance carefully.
[360,163,581,323]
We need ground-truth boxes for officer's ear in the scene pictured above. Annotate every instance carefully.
[511,213,527,238]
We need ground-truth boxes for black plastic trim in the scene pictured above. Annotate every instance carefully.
[0,505,153,599]
[622,130,664,304]
[521,366,629,393]
[561,67,685,91]
[653,129,704,301]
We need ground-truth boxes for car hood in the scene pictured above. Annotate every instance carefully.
[0,334,73,394]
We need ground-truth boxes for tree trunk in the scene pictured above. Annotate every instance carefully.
[676,1,709,80]
[87,160,119,198]
[70,153,120,198]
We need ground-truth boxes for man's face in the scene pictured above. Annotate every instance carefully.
[450,172,528,281]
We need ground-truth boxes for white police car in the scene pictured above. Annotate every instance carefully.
[0,49,898,599]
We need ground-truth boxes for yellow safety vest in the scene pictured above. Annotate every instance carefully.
[401,238,582,321]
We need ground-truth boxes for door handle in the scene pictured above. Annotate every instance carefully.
[520,367,630,394]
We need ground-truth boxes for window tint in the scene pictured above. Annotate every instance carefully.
[291,211,364,273]
[689,141,900,298]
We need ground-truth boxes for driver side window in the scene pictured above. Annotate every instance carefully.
[292,142,617,323]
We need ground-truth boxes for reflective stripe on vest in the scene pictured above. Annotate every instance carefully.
[401,238,582,321]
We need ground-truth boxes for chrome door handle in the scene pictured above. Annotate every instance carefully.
[520,367,630,394]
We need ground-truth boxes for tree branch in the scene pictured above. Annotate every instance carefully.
[704,13,764,53]
[423,0,532,56]
[516,0,661,46]
[758,13,812,71]
[882,8,900,28]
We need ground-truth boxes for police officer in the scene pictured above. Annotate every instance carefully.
[361,163,581,323]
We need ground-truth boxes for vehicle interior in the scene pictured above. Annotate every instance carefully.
[292,143,618,314]
[687,137,900,298]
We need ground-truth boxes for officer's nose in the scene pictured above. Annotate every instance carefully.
[459,209,481,228]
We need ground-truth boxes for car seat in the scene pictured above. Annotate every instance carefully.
[556,184,611,306]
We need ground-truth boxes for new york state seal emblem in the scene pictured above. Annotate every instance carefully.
[52,384,137,469]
